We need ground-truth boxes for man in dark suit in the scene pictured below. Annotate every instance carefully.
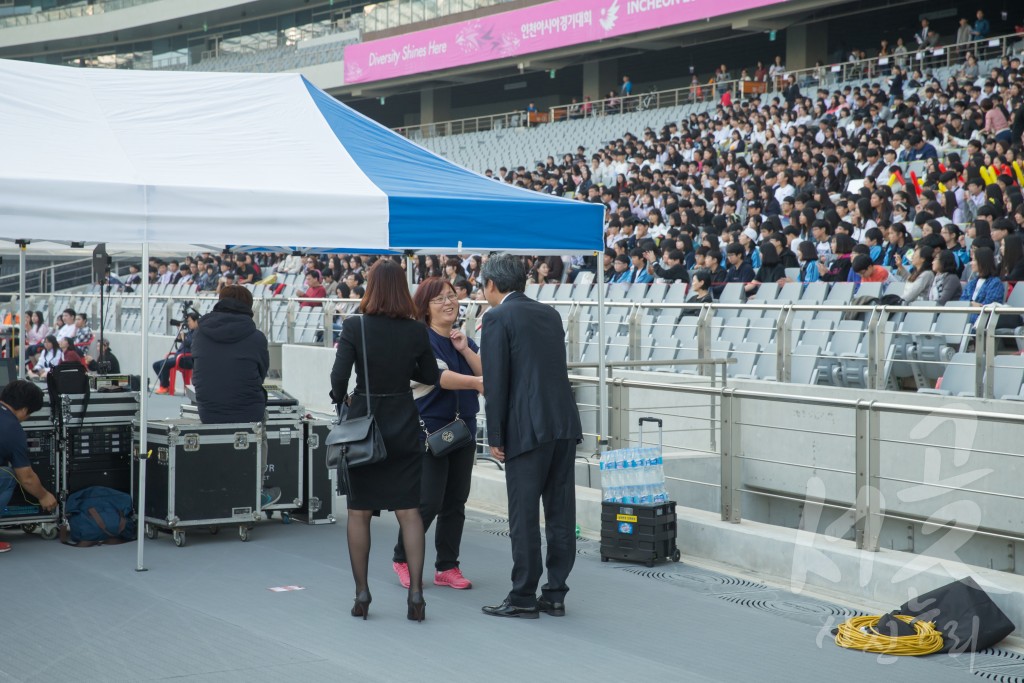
[479,254,582,619]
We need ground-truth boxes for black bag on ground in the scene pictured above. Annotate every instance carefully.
[60,486,136,547]
[897,577,1016,653]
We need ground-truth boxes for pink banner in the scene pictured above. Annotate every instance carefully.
[344,0,786,84]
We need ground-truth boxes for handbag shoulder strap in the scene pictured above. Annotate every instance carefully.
[359,315,373,417]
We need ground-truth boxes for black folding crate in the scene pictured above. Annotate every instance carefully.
[136,420,263,546]
[600,501,680,567]
[293,416,338,525]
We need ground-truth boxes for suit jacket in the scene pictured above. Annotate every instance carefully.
[481,291,582,459]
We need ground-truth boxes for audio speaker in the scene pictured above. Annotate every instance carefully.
[92,243,110,284]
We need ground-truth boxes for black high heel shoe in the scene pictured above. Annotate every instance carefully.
[407,591,426,622]
[351,590,372,620]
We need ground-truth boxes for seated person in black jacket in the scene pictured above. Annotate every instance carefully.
[746,242,787,296]
[85,339,121,374]
[680,269,714,317]
[645,247,689,283]
[191,285,278,507]
[724,243,755,286]
[698,246,729,298]
[192,286,268,424]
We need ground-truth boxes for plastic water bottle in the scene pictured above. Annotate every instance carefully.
[601,450,620,503]
[600,455,616,502]
[626,449,642,504]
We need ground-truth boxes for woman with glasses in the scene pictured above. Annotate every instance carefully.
[392,277,483,592]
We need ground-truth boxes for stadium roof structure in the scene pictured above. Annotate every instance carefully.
[0,58,603,255]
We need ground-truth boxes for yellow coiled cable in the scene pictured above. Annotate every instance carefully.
[834,614,944,656]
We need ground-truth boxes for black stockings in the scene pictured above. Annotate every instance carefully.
[347,508,425,594]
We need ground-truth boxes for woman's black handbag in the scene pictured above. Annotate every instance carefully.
[326,317,387,491]
[421,392,474,458]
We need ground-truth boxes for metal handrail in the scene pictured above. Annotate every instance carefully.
[548,79,751,122]
[398,110,534,140]
[399,29,1024,142]
[566,371,1024,553]
[0,0,159,28]
[10,289,1024,398]
[778,31,1023,88]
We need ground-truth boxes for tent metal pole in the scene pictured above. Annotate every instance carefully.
[595,270,607,455]
[17,241,27,379]
[136,241,149,572]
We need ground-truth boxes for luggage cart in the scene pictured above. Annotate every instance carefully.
[599,416,680,567]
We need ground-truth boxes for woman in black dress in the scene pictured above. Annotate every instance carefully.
[330,259,439,622]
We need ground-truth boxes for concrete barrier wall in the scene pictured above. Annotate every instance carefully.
[104,332,177,381]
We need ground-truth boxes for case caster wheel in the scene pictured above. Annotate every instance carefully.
[601,555,609,563]
[208,526,220,535]
[645,560,655,568]
[239,526,250,542]
[265,510,274,519]
[671,549,681,562]
[145,524,159,540]
[21,523,38,534]
[173,530,186,547]
[40,526,58,541]
[327,515,336,524]
[281,512,291,525]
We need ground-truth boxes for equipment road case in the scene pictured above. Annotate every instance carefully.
[180,402,304,519]
[294,415,337,525]
[136,420,263,547]
[0,425,61,539]
[262,418,304,519]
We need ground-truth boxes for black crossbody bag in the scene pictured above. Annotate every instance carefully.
[420,388,474,458]
[326,317,388,490]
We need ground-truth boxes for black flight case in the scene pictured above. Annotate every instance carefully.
[58,391,139,497]
[181,390,305,522]
[136,420,263,547]
[0,403,60,539]
[294,414,338,525]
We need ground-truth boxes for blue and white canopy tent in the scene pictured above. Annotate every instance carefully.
[0,58,607,568]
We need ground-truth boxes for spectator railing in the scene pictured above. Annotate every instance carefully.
[398,79,753,141]
[0,257,96,295]
[548,79,752,122]
[402,29,1024,142]
[398,110,539,140]
[779,31,1024,90]
[564,368,1024,556]
[0,0,160,28]
[8,288,1024,401]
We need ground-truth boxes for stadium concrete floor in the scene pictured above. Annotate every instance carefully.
[0,397,1005,682]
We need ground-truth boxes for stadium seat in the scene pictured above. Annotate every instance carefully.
[919,353,976,397]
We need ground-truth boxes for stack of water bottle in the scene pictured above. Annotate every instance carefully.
[600,447,668,505]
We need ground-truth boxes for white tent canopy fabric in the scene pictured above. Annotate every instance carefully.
[0,58,603,253]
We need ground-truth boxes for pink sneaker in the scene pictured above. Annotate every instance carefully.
[0,541,11,553]
[434,567,472,590]
[393,561,411,588]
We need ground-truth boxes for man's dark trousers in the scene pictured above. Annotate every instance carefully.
[505,438,576,608]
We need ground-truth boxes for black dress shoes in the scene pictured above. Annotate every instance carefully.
[482,598,539,619]
[537,598,566,617]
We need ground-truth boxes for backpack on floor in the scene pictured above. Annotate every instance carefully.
[61,486,137,547]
